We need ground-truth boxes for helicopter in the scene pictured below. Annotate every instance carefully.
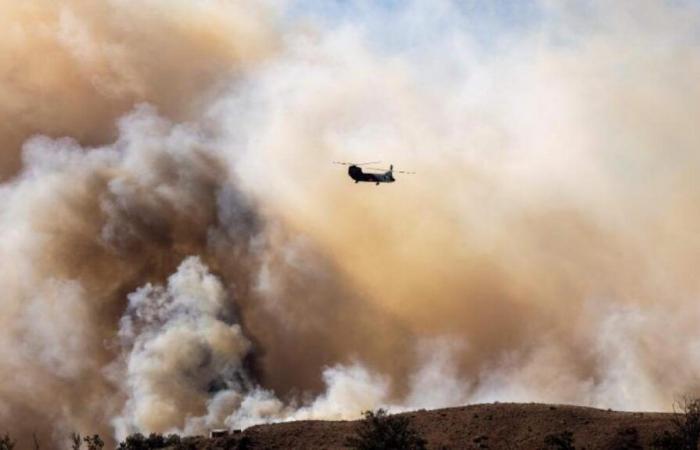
[333,161,414,185]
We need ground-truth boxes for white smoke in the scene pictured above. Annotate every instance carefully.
[111,256,466,440]
[113,256,252,437]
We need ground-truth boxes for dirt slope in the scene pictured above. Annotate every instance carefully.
[192,403,676,449]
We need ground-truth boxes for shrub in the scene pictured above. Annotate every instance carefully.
[652,431,683,450]
[0,433,15,450]
[118,433,146,450]
[653,397,700,450]
[542,430,575,450]
[71,433,81,450]
[345,409,427,450]
[83,435,104,450]
[608,427,642,450]
[173,437,198,450]
[118,433,178,450]
[164,434,181,447]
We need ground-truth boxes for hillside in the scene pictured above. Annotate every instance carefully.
[184,403,676,449]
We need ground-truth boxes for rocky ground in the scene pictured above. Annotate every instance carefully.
[183,402,676,449]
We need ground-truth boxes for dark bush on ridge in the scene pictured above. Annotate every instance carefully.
[118,433,181,449]
[173,437,199,450]
[346,408,427,450]
[541,430,575,450]
[83,435,104,450]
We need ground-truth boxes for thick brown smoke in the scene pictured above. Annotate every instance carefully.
[0,0,276,179]
[2,0,700,447]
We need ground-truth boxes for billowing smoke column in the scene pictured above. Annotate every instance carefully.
[2,0,700,446]
[114,256,252,436]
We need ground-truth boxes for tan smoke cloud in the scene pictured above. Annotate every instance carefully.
[223,0,700,408]
[2,0,700,447]
[0,0,276,178]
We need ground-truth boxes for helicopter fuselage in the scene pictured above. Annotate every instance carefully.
[348,165,395,185]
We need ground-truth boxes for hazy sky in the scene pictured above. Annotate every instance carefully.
[285,0,543,50]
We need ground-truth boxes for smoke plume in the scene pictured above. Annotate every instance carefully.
[1,0,700,446]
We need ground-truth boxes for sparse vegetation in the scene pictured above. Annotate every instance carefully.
[607,427,642,450]
[83,435,104,450]
[71,433,82,450]
[117,433,182,449]
[116,432,250,450]
[5,402,700,449]
[542,430,575,450]
[0,433,15,450]
[652,397,700,450]
[172,436,199,450]
[345,409,427,450]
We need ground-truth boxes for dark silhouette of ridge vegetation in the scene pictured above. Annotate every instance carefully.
[542,430,575,450]
[83,434,104,450]
[652,397,700,450]
[345,408,427,450]
[117,433,182,449]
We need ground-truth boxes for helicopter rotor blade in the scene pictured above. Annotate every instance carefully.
[333,161,414,174]
[364,165,416,174]
[365,167,416,175]
[332,161,381,166]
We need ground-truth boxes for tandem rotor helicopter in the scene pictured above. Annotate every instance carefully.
[333,161,415,185]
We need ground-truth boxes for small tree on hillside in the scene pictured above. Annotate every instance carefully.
[653,397,700,450]
[345,409,427,450]
[117,433,146,450]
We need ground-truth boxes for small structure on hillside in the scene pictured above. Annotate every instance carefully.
[210,429,229,438]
